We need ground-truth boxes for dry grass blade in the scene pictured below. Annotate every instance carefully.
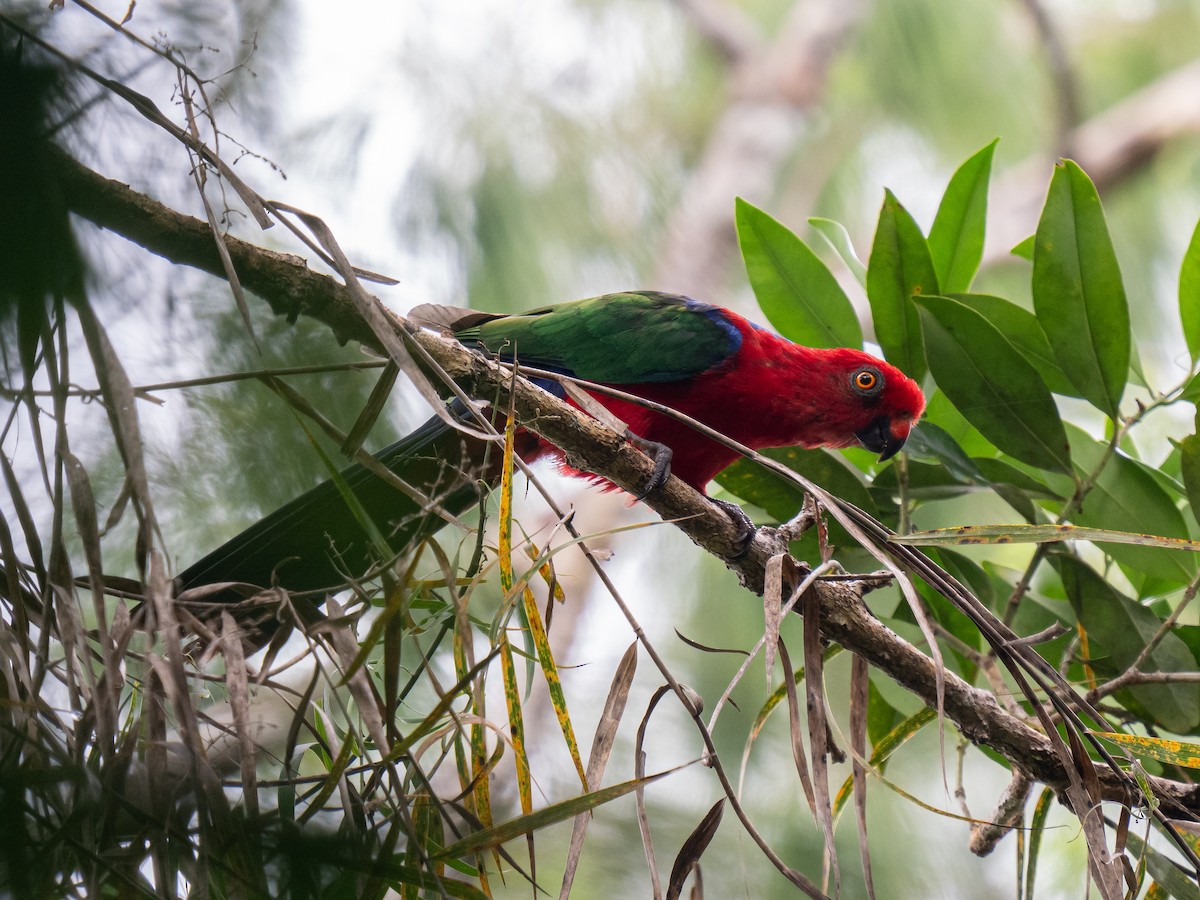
[849,654,875,900]
[73,303,158,554]
[802,588,840,895]
[560,641,639,900]
[342,361,400,457]
[707,559,836,735]
[776,639,817,822]
[191,165,259,349]
[62,449,119,754]
[635,684,673,899]
[220,612,259,819]
[763,553,787,686]
[667,799,725,900]
[324,597,390,755]
[265,202,494,439]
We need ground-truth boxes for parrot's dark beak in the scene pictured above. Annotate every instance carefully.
[856,416,907,462]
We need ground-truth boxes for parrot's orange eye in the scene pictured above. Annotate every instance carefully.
[851,368,883,395]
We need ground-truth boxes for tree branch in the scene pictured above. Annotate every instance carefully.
[52,149,1200,813]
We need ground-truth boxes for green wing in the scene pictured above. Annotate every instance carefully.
[455,291,741,384]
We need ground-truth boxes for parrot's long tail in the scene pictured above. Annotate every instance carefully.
[174,409,519,621]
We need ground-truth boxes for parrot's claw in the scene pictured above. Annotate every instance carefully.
[708,497,757,558]
[625,430,673,501]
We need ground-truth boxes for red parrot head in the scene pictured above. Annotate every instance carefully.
[815,349,926,461]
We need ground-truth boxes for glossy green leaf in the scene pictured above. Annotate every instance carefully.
[928,140,997,293]
[736,198,862,349]
[866,190,936,381]
[921,390,996,457]
[808,216,867,286]
[1032,160,1130,418]
[948,293,1079,397]
[1180,217,1200,363]
[972,458,1062,499]
[904,421,986,485]
[1068,424,1197,584]
[1057,555,1199,733]
[913,296,1071,473]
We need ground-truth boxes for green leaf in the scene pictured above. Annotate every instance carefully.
[1122,829,1200,900]
[904,421,987,484]
[928,140,997,293]
[1180,216,1200,363]
[948,293,1079,397]
[1010,235,1034,261]
[1032,160,1130,419]
[866,190,936,381]
[716,447,875,524]
[1068,425,1197,585]
[1057,555,1200,733]
[913,296,1071,473]
[808,217,867,287]
[1181,432,1200,518]
[972,458,1062,499]
[736,198,862,349]
[434,767,683,861]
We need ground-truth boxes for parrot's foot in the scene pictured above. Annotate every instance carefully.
[709,497,757,558]
[625,430,673,501]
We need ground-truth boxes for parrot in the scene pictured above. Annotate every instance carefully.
[174,291,924,631]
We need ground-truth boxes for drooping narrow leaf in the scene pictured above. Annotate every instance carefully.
[498,637,532,814]
[736,198,863,348]
[892,523,1200,552]
[866,190,937,381]
[913,296,1071,473]
[928,140,997,293]
[1092,732,1200,769]
[1180,217,1200,363]
[1024,787,1054,900]
[1032,160,1130,419]
[433,767,686,862]
[809,216,868,286]
[832,707,936,819]
[522,584,588,788]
